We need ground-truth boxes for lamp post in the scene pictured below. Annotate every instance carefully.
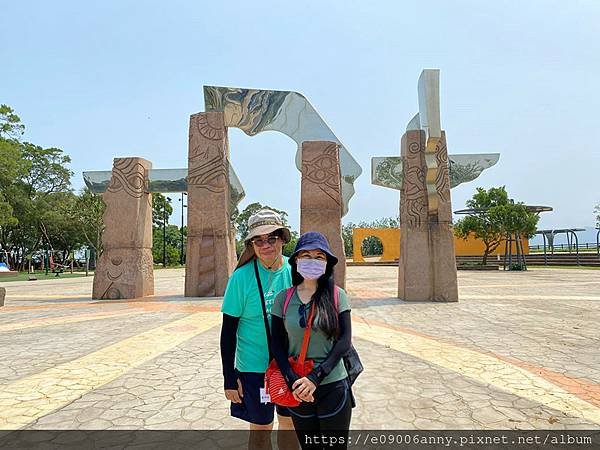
[163,197,172,267]
[179,192,187,265]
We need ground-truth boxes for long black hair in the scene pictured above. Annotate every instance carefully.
[290,255,339,340]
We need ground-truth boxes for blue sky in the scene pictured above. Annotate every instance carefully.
[2,0,599,240]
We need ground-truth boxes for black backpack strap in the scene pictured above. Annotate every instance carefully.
[253,259,273,360]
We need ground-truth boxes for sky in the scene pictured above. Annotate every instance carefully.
[2,0,599,242]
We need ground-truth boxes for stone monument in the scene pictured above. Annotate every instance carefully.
[92,157,154,300]
[398,70,458,302]
[300,141,346,288]
[184,112,237,297]
[85,86,362,299]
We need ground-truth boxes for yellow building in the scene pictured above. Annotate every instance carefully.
[352,228,528,263]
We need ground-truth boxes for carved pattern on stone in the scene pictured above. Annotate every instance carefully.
[189,114,226,162]
[435,138,450,204]
[302,143,341,206]
[99,256,124,299]
[403,140,427,229]
[187,155,228,193]
[107,160,148,198]
[196,113,225,141]
[197,229,216,296]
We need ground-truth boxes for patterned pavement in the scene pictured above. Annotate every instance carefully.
[0,267,599,431]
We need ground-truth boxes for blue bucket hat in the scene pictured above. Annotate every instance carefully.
[290,231,338,266]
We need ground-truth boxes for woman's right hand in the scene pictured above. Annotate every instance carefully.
[224,378,244,403]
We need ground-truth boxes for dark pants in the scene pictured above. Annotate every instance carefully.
[230,371,291,425]
[288,379,352,450]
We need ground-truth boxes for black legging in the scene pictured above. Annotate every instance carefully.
[288,379,352,450]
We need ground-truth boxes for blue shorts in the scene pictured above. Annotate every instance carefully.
[230,371,291,425]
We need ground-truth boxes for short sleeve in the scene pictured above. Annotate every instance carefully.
[270,289,288,318]
[221,270,244,317]
[336,287,351,313]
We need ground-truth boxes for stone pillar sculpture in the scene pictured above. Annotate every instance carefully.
[185,112,236,297]
[300,141,346,288]
[92,157,154,300]
[398,131,458,301]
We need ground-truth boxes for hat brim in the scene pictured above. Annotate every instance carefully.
[245,224,291,245]
[235,225,291,270]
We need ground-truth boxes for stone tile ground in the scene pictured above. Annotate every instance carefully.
[0,267,599,431]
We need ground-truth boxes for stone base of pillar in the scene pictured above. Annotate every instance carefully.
[92,249,154,299]
[430,223,459,302]
[185,228,235,297]
[398,229,432,300]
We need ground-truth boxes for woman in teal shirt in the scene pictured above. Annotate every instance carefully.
[271,231,353,449]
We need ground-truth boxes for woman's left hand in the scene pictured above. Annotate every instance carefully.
[292,377,316,402]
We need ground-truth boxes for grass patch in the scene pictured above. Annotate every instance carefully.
[0,271,93,283]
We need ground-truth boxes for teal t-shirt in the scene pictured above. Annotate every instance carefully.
[221,257,292,373]
[271,287,351,385]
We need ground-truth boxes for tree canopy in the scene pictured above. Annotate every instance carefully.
[0,105,101,270]
[454,186,539,264]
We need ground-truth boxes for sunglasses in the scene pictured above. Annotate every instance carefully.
[252,236,280,248]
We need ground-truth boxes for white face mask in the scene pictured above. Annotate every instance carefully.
[296,259,327,280]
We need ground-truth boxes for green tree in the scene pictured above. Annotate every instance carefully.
[341,223,354,257]
[454,186,539,265]
[20,142,72,197]
[0,105,80,271]
[152,193,173,228]
[152,224,181,266]
[0,145,19,228]
[36,191,87,263]
[282,230,299,257]
[0,114,27,227]
[71,188,106,257]
[152,194,178,265]
[0,104,25,139]
[0,140,74,270]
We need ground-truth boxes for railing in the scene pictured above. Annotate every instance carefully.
[529,243,600,251]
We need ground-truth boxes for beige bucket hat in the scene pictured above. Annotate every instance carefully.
[235,209,291,269]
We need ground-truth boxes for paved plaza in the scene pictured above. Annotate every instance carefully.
[0,267,599,431]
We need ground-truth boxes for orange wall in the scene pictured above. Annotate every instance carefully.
[352,228,400,263]
[352,228,528,262]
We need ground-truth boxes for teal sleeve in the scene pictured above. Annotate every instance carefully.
[336,287,351,313]
[221,271,244,317]
[270,289,287,318]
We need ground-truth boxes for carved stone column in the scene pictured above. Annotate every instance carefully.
[300,141,346,288]
[92,158,154,299]
[185,112,236,297]
[430,132,459,302]
[398,130,458,301]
